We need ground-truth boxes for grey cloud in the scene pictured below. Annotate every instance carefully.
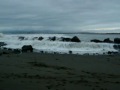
[0,0,120,33]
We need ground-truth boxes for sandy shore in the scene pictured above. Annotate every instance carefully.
[0,53,120,90]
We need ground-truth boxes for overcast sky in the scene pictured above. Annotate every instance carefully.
[0,0,120,33]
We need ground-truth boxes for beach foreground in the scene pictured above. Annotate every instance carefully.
[0,53,120,90]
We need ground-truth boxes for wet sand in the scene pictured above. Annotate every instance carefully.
[0,53,120,90]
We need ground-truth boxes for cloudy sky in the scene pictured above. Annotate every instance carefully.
[0,0,120,33]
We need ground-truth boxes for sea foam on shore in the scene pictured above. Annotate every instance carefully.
[0,33,119,55]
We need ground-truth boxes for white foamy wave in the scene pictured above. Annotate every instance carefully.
[34,42,116,54]
[0,34,118,55]
[2,40,117,55]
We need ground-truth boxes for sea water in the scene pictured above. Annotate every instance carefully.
[0,33,120,55]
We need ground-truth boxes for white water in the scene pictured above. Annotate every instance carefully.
[0,33,119,55]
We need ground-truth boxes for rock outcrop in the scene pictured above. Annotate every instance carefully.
[61,37,71,42]
[22,45,33,52]
[114,38,120,44]
[49,36,56,41]
[71,36,81,42]
[0,42,7,47]
[103,38,113,43]
[38,37,43,41]
[113,44,120,50]
[61,36,81,42]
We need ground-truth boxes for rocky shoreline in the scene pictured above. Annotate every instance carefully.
[0,36,120,90]
[0,36,120,55]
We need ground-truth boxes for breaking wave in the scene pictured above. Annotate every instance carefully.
[0,34,118,55]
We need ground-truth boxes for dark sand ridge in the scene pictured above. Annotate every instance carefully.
[0,53,120,90]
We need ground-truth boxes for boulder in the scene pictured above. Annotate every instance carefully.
[113,45,120,50]
[38,37,43,41]
[1,49,11,54]
[18,36,25,40]
[49,36,56,41]
[108,51,118,55]
[8,48,13,51]
[91,39,102,43]
[114,38,120,44]
[40,51,44,53]
[0,42,7,47]
[3,47,7,50]
[22,45,33,52]
[71,36,81,42]
[2,51,9,54]
[13,49,21,54]
[103,38,113,43]
[69,51,72,54]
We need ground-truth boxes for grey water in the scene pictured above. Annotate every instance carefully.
[65,33,120,42]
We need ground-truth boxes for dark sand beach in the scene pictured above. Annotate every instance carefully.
[0,53,120,90]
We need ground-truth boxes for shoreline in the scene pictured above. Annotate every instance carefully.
[0,47,120,56]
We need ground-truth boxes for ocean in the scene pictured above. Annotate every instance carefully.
[0,33,120,55]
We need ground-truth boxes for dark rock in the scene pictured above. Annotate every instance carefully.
[40,51,44,53]
[103,52,106,55]
[108,51,118,55]
[33,37,38,40]
[38,37,43,41]
[113,45,120,50]
[8,48,13,51]
[54,52,58,54]
[91,39,102,43]
[69,51,72,54]
[108,51,112,55]
[0,42,7,47]
[114,38,120,44]
[71,36,81,42]
[2,49,11,54]
[0,48,14,54]
[18,36,25,40]
[0,48,21,55]
[49,36,56,41]
[61,37,71,42]
[3,47,7,50]
[3,51,9,54]
[22,45,33,52]
[103,38,113,43]
[13,49,21,54]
